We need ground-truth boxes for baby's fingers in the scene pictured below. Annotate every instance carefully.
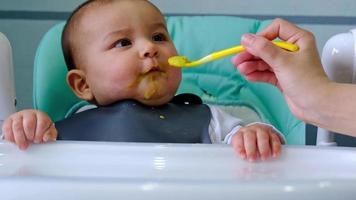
[243,130,258,162]
[22,111,37,141]
[256,130,272,160]
[2,118,15,143]
[231,132,246,160]
[43,124,57,142]
[33,112,53,143]
[270,132,282,158]
[11,115,28,150]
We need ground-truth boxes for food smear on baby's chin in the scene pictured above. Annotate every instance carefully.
[143,73,163,100]
[127,71,167,89]
[144,87,157,99]
[126,71,167,100]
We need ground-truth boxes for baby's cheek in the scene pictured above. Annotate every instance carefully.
[168,70,182,87]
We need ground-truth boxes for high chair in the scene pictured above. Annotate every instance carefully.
[5,16,356,200]
[33,16,305,144]
[0,32,16,131]
[317,28,356,146]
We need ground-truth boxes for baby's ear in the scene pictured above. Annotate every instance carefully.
[66,69,94,101]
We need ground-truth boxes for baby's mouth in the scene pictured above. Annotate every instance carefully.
[143,65,168,77]
[141,66,168,100]
[143,66,167,84]
[127,66,167,89]
[143,65,162,74]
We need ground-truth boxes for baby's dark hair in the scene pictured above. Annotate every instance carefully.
[61,0,161,71]
[62,0,98,71]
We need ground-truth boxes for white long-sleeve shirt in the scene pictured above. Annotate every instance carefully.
[208,105,286,144]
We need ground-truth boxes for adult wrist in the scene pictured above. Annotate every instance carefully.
[303,80,335,126]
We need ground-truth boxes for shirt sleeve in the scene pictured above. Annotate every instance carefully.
[208,105,244,144]
[208,105,286,144]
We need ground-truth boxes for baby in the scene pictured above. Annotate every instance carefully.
[1,0,284,162]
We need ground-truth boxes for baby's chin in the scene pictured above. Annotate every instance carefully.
[137,94,174,106]
[135,79,178,106]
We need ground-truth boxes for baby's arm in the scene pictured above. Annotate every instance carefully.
[230,123,282,162]
[1,109,57,150]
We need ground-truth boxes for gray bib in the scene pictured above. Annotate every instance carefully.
[55,94,212,143]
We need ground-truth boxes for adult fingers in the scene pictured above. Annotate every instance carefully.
[258,18,317,50]
[231,51,255,66]
[241,33,288,67]
[244,71,279,86]
[236,60,271,76]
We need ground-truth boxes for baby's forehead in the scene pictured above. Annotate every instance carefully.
[79,0,163,19]
[76,0,166,35]
[68,0,166,65]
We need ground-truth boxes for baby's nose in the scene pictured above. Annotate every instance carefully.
[140,41,158,58]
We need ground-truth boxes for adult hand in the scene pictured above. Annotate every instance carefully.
[231,18,330,122]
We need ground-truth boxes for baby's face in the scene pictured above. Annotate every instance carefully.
[76,0,181,106]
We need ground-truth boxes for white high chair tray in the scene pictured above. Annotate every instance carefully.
[0,141,356,200]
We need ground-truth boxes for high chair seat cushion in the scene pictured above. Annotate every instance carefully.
[33,16,305,144]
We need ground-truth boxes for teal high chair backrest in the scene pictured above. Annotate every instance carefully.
[33,16,305,145]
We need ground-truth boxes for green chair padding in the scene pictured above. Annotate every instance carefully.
[33,16,305,145]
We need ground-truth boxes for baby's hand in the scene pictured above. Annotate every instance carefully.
[231,123,282,162]
[1,109,57,150]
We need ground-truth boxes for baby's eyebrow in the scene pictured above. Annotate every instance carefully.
[103,22,168,43]
[104,28,131,43]
[150,22,168,32]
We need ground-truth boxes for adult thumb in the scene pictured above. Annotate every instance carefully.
[241,34,285,67]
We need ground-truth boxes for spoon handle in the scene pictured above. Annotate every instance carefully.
[210,41,298,61]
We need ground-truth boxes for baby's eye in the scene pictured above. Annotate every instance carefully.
[152,33,167,42]
[114,38,132,48]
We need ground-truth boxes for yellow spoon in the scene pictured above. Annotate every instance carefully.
[168,41,298,68]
